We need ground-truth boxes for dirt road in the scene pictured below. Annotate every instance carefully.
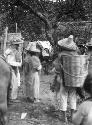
[8,74,73,125]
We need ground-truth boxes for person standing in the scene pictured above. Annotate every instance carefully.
[4,40,22,101]
[24,42,42,103]
[52,35,80,124]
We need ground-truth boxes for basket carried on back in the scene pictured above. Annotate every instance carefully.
[62,55,89,87]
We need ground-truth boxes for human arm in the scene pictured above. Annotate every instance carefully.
[51,57,63,74]
[37,64,42,70]
[32,56,42,71]
[7,55,22,67]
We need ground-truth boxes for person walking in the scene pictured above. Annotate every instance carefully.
[24,42,42,103]
[4,40,22,101]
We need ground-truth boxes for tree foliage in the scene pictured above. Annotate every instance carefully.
[0,0,92,45]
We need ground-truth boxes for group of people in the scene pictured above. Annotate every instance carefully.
[4,41,42,103]
[4,35,92,125]
[51,35,92,125]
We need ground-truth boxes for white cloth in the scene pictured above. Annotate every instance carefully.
[33,72,40,100]
[5,48,22,99]
[5,48,22,67]
[55,87,77,111]
[11,69,18,99]
[54,75,77,111]
[37,41,52,52]
[42,49,49,57]
[37,65,42,70]
[7,55,21,67]
[25,70,41,100]
[17,68,21,87]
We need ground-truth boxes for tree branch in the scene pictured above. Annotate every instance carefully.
[35,0,47,13]
[13,0,51,29]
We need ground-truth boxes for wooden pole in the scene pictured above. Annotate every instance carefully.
[4,27,8,55]
[16,23,17,33]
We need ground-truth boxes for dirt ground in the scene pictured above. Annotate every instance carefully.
[8,74,73,125]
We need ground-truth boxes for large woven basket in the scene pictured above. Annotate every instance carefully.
[62,55,89,87]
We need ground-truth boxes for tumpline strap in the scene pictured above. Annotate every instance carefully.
[84,97,92,101]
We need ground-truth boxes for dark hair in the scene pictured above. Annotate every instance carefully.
[83,73,92,95]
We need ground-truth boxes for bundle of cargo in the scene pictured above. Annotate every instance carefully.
[36,40,53,57]
[62,55,89,87]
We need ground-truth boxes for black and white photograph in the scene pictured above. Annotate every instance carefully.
[0,0,92,125]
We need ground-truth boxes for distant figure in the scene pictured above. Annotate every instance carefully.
[24,42,42,103]
[72,73,92,125]
[4,40,22,101]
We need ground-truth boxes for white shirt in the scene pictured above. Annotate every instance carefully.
[4,48,21,67]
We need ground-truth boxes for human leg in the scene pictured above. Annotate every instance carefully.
[33,72,40,102]
[17,68,21,87]
[11,70,18,100]
[25,78,34,102]
[69,87,77,121]
[59,87,68,123]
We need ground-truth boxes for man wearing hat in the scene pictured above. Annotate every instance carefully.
[24,42,42,103]
[53,35,79,124]
[4,40,22,101]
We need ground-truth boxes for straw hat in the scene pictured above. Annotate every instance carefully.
[86,38,92,46]
[58,35,78,51]
[68,35,73,39]
[10,40,24,45]
[26,42,40,53]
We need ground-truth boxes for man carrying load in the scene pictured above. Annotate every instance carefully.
[51,35,86,125]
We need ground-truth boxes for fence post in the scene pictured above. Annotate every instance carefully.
[3,27,8,55]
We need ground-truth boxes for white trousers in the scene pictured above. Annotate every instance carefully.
[55,86,77,111]
[11,68,20,100]
[17,68,21,87]
[33,72,40,100]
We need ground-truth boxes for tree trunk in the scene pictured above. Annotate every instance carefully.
[13,0,55,46]
[45,28,55,46]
